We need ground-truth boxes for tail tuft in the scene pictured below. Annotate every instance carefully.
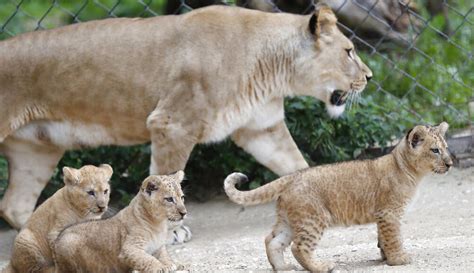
[224,172,289,206]
[224,172,248,188]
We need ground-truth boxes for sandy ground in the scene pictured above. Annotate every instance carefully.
[0,168,472,272]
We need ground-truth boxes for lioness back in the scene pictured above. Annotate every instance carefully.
[7,164,112,273]
[0,6,302,144]
[54,171,186,273]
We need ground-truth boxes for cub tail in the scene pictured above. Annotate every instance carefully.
[224,172,290,206]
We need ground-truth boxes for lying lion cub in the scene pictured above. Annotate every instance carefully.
[225,122,453,272]
[5,164,112,273]
[54,171,186,273]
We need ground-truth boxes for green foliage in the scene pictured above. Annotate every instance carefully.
[0,1,471,206]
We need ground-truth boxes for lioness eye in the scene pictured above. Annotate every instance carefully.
[345,48,352,57]
[165,197,174,203]
[431,148,440,154]
[87,190,95,196]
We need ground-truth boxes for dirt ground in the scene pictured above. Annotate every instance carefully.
[0,167,472,272]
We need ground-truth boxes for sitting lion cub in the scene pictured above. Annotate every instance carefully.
[54,171,187,273]
[5,164,113,273]
[225,122,453,272]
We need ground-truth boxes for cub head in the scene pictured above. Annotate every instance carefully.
[404,122,453,174]
[139,171,187,223]
[293,4,372,117]
[62,164,113,219]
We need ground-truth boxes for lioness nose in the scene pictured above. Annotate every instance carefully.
[98,205,106,211]
[366,75,372,82]
[445,161,453,169]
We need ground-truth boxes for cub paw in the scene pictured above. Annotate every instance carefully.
[275,263,298,271]
[386,252,412,266]
[157,263,177,273]
[321,261,336,272]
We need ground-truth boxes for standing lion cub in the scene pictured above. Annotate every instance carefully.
[54,171,187,273]
[225,122,453,272]
[4,164,113,273]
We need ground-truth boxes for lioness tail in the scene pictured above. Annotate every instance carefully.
[224,172,290,206]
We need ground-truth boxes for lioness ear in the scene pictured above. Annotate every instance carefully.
[63,167,81,185]
[406,125,427,149]
[99,164,113,180]
[436,122,449,136]
[142,176,159,196]
[309,3,337,36]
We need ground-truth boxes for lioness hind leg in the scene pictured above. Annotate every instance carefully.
[265,214,294,271]
[0,138,63,229]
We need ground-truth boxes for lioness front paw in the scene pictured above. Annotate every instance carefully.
[167,225,192,245]
[176,263,189,271]
[386,252,411,266]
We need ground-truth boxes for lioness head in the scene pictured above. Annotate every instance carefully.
[139,171,187,223]
[405,122,453,174]
[63,164,113,218]
[293,4,372,117]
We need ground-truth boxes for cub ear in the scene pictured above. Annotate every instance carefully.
[436,122,449,136]
[142,176,160,196]
[63,167,81,185]
[173,170,185,183]
[309,3,337,36]
[406,125,427,149]
[99,164,113,180]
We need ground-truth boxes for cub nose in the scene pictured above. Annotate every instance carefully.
[366,75,372,82]
[445,161,453,169]
[98,205,106,212]
[179,211,187,218]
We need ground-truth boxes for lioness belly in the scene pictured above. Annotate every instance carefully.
[13,120,148,149]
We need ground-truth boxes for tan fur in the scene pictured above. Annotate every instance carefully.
[0,5,371,229]
[225,122,453,272]
[54,171,186,273]
[4,165,112,273]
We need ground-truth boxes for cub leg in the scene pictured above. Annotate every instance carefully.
[376,212,411,266]
[265,217,294,271]
[120,239,174,273]
[377,229,386,261]
[232,120,308,176]
[153,246,184,270]
[289,213,334,273]
[10,229,51,272]
[0,138,63,229]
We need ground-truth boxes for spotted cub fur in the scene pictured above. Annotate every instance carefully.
[54,171,186,273]
[225,122,452,272]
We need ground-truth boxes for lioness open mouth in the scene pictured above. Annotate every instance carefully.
[330,90,349,106]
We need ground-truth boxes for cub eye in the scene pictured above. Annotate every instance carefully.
[165,197,174,203]
[431,148,440,154]
[104,189,108,194]
[87,190,95,196]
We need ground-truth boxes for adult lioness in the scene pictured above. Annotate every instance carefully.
[0,5,372,239]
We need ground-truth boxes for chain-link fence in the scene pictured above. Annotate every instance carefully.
[0,0,472,130]
[0,0,472,203]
